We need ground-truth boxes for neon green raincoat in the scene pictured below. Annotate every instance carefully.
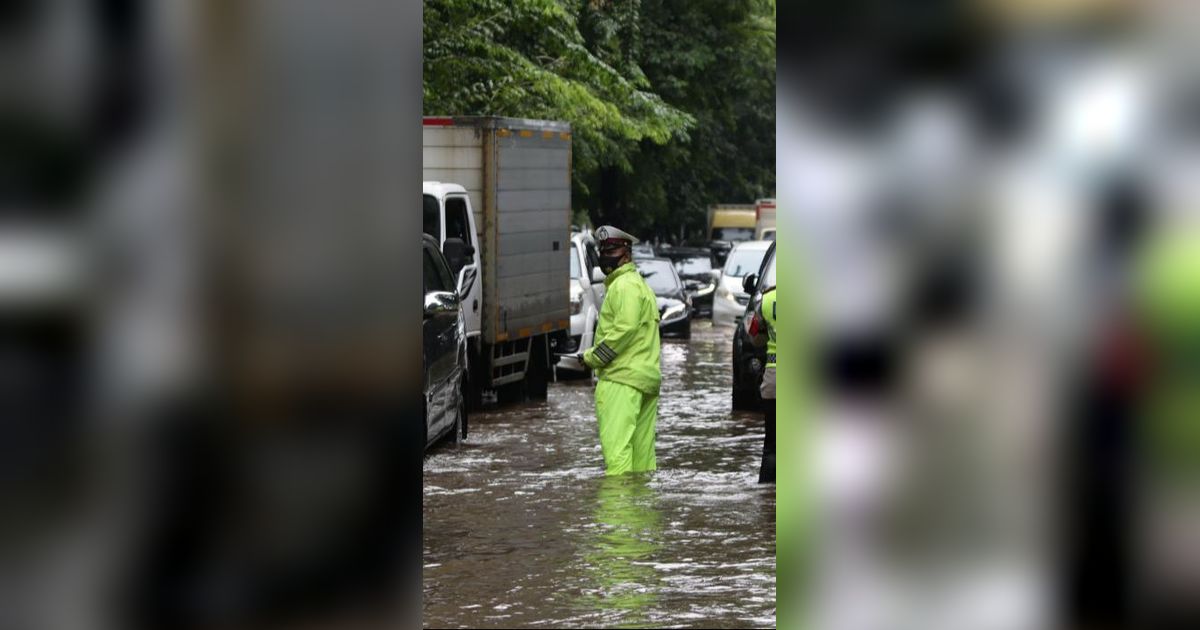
[1135,227,1200,480]
[760,288,777,369]
[583,262,661,475]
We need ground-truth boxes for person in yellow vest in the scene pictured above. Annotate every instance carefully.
[581,226,662,476]
[751,285,777,483]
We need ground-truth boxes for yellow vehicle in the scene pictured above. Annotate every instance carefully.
[707,204,757,242]
[707,204,757,265]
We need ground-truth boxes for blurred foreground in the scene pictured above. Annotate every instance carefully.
[779,1,1200,628]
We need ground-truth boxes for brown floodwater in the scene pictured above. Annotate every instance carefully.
[423,321,775,628]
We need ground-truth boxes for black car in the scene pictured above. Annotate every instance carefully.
[423,234,468,449]
[631,242,657,259]
[709,240,733,267]
[634,257,692,340]
[660,247,718,318]
[732,241,775,410]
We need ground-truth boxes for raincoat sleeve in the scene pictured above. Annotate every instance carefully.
[583,285,641,370]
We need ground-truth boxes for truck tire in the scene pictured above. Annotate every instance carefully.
[527,338,549,401]
[497,380,525,405]
[465,342,485,411]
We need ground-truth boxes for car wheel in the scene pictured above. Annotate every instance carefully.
[421,400,429,452]
[732,381,749,410]
[459,379,469,441]
[450,396,463,445]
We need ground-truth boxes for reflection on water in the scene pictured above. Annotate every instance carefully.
[423,322,775,628]
[577,474,664,628]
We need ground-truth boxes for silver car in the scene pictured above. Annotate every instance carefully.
[556,232,606,375]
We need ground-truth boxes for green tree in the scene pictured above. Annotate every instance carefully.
[423,0,692,192]
[423,0,776,241]
[603,0,776,240]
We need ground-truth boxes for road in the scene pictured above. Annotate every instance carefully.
[422,321,776,628]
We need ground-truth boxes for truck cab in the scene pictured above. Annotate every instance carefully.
[423,182,482,341]
[754,198,776,241]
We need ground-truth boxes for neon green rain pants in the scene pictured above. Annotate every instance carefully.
[595,380,658,476]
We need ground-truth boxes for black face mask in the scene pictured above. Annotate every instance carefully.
[599,255,624,275]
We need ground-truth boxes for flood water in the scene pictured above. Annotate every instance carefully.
[423,321,776,628]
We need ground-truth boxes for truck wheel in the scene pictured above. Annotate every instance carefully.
[527,338,549,401]
[466,344,484,411]
[497,381,525,405]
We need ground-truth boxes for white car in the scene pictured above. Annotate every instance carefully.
[713,240,772,326]
[556,231,606,374]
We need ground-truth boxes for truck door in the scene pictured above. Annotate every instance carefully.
[443,194,481,337]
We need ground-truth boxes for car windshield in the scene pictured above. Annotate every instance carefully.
[723,248,767,278]
[570,249,581,279]
[635,260,679,295]
[712,227,754,241]
[673,256,711,276]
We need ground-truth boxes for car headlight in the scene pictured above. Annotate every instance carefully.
[694,282,715,296]
[662,303,687,320]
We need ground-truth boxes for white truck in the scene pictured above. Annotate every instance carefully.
[423,116,572,406]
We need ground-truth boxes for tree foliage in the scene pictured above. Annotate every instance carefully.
[424,0,775,240]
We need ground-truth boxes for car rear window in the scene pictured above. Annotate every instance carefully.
[674,256,712,275]
[723,248,766,278]
[636,260,680,295]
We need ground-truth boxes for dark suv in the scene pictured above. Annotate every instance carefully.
[659,247,718,318]
[423,234,468,448]
[731,241,775,410]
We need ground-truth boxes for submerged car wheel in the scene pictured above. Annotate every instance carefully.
[450,396,463,445]
[459,379,469,441]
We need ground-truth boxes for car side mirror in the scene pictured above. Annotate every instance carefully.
[591,266,606,283]
[742,273,758,295]
[442,237,471,274]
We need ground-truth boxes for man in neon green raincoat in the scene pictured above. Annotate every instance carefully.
[582,225,661,476]
[750,285,776,483]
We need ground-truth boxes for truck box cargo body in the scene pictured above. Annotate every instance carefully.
[423,116,571,403]
[707,204,757,242]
